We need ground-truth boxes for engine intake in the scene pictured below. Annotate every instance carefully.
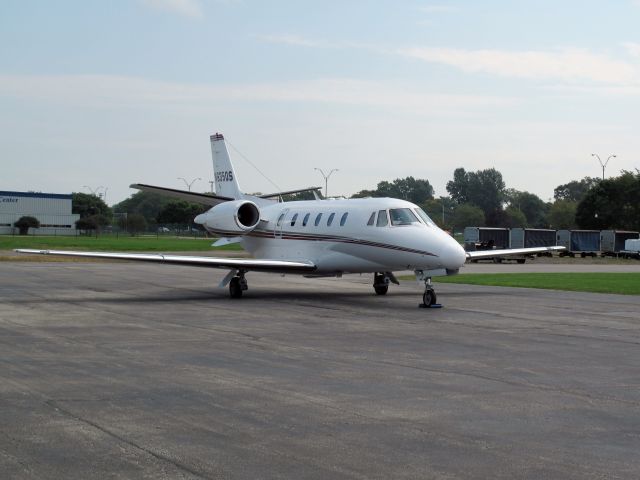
[196,200,261,235]
[236,201,260,229]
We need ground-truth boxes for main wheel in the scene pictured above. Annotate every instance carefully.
[423,289,436,307]
[229,277,243,298]
[373,273,389,295]
[374,284,388,295]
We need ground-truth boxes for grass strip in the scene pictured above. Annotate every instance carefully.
[431,273,640,295]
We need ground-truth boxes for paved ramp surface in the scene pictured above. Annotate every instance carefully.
[1,262,639,479]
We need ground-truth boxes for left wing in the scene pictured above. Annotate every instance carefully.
[14,249,317,274]
[130,184,233,206]
[260,187,323,199]
[466,246,565,260]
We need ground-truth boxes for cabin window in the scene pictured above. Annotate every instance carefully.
[340,212,349,226]
[389,208,420,226]
[327,212,335,226]
[376,210,388,227]
[367,212,375,226]
[277,213,286,227]
[303,213,310,226]
[290,213,298,227]
[314,213,323,226]
[414,208,436,227]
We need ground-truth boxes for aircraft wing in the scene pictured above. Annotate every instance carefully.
[466,246,565,260]
[130,184,233,206]
[14,249,317,274]
[260,187,323,199]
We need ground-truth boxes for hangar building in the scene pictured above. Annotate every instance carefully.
[0,191,80,235]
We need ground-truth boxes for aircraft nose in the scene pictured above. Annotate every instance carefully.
[441,237,467,270]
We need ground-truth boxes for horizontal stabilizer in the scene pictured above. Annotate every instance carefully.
[15,249,317,274]
[130,184,233,206]
[466,246,565,260]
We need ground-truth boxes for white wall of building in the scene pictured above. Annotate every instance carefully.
[0,191,80,235]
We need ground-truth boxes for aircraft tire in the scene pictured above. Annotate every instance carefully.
[229,277,243,298]
[423,289,436,307]
[374,284,388,295]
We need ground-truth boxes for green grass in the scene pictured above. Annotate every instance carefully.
[0,235,243,252]
[430,273,640,295]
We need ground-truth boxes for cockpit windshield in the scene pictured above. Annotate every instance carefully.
[413,208,436,227]
[389,208,421,226]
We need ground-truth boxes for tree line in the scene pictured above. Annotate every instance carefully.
[70,168,640,234]
[348,168,639,232]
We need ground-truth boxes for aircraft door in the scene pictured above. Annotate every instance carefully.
[274,208,289,239]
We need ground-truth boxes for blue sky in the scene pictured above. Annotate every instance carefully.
[2,0,640,204]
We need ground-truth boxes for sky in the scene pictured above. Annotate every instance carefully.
[2,0,640,205]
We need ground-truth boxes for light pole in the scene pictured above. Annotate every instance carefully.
[83,185,104,196]
[101,187,108,204]
[178,177,202,192]
[314,168,339,198]
[592,153,616,180]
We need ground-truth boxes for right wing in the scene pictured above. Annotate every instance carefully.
[130,183,233,206]
[15,249,317,274]
[466,246,565,260]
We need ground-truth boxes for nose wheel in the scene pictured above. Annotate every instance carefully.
[422,286,437,307]
[415,271,442,309]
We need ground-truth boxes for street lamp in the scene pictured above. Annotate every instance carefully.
[83,185,104,196]
[178,177,202,192]
[314,168,339,198]
[592,153,616,180]
[439,196,446,225]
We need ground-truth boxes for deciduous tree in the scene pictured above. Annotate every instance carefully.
[576,171,640,230]
[447,168,505,225]
[14,216,40,235]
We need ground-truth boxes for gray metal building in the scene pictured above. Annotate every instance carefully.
[0,191,80,235]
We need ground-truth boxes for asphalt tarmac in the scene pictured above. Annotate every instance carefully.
[1,262,639,479]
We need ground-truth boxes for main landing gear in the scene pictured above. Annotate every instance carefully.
[229,271,248,298]
[373,272,399,295]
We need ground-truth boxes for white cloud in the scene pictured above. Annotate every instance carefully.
[398,46,638,84]
[256,34,330,48]
[0,74,515,114]
[622,42,640,57]
[254,33,372,51]
[140,0,204,19]
[418,5,461,13]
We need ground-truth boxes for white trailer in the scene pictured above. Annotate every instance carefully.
[620,238,640,259]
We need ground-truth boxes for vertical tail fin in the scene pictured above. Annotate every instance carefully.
[210,133,242,200]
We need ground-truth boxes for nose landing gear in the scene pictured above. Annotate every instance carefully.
[422,281,437,308]
[415,270,442,309]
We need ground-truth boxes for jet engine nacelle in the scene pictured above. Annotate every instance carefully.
[197,200,261,235]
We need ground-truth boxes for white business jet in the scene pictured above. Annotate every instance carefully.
[17,133,563,307]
